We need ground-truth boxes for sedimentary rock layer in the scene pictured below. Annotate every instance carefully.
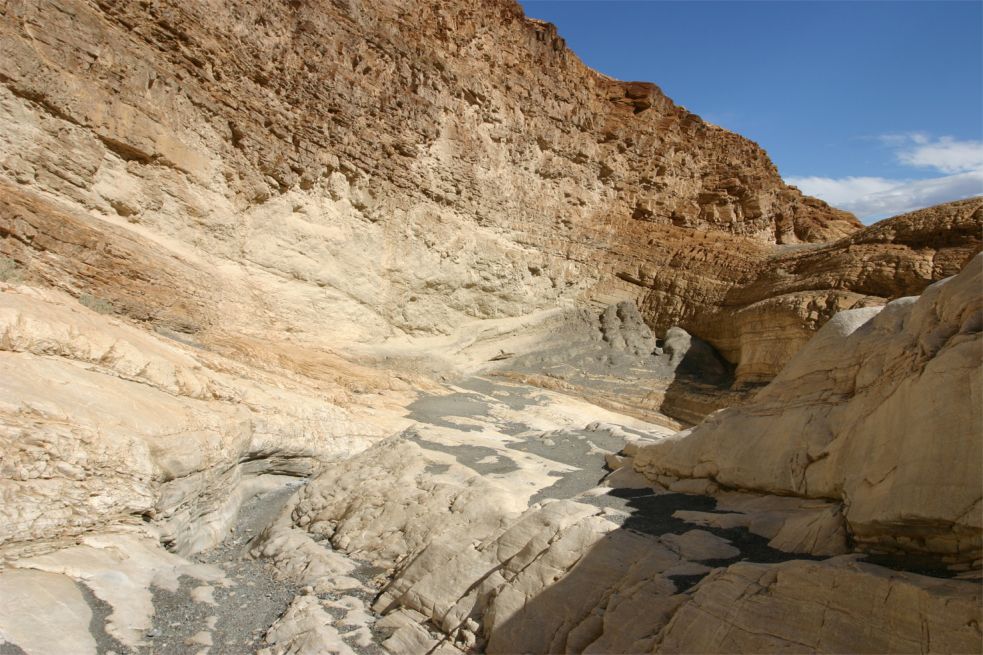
[1,0,977,383]
[0,281,402,558]
[0,0,957,383]
[676,197,983,382]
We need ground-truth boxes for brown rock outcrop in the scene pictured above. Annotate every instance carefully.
[0,0,976,385]
[0,0,869,374]
[654,197,983,383]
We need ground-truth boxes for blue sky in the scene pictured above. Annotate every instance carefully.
[518,0,983,222]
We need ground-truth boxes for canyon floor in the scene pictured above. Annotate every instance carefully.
[3,283,976,654]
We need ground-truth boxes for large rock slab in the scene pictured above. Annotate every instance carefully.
[635,254,983,566]
[656,557,983,654]
[0,283,393,556]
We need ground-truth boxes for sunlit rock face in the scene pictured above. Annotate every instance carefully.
[0,0,980,653]
[635,254,983,568]
[7,0,973,380]
[688,197,983,384]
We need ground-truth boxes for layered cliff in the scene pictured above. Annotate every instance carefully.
[664,197,982,382]
[0,0,870,371]
[1,0,977,386]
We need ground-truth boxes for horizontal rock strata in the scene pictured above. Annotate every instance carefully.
[4,0,974,385]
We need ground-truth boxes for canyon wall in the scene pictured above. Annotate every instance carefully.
[635,254,983,567]
[5,0,973,385]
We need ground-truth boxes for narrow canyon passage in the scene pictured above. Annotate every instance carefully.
[145,484,305,655]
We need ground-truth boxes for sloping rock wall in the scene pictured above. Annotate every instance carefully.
[635,254,983,566]
[0,0,885,380]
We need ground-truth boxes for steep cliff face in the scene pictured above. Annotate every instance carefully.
[0,0,870,364]
[1,0,976,384]
[0,0,859,238]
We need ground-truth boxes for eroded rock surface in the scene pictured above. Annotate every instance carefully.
[1,0,977,385]
[0,0,980,653]
[635,254,983,568]
[655,557,982,654]
[0,282,402,559]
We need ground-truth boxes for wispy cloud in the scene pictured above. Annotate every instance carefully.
[786,176,898,207]
[787,134,983,222]
[875,132,930,147]
[896,135,983,174]
[788,170,983,221]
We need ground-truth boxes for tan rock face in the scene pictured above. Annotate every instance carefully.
[655,557,983,654]
[0,0,859,238]
[697,197,983,383]
[0,282,397,557]
[0,0,977,383]
[635,254,983,567]
[278,388,980,654]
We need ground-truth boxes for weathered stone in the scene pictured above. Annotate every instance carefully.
[656,557,982,654]
[635,254,983,566]
[4,0,972,388]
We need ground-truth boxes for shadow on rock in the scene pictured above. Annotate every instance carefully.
[485,487,824,654]
[659,327,745,425]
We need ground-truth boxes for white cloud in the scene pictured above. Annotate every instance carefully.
[788,133,983,222]
[786,176,898,207]
[787,169,983,221]
[897,136,983,174]
[876,131,930,147]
